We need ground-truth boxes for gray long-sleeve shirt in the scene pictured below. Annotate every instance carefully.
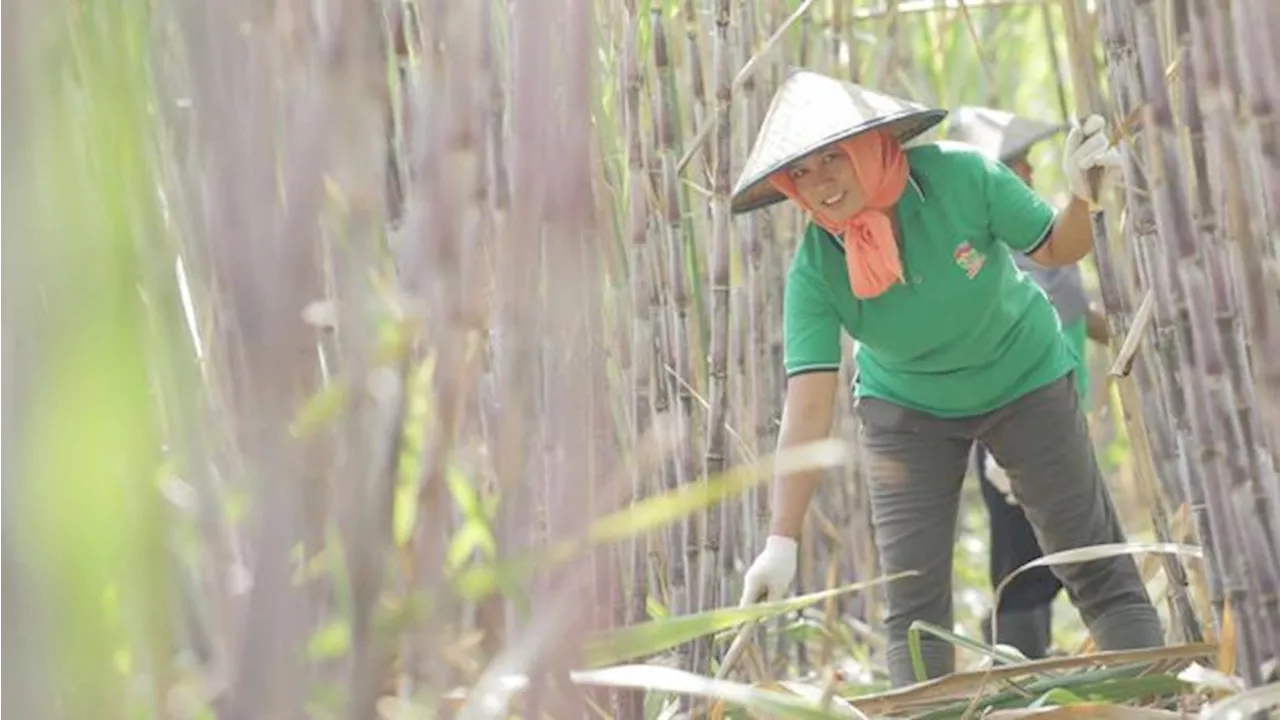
[1014,253,1089,327]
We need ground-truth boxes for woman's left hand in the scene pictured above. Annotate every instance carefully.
[1062,114,1123,204]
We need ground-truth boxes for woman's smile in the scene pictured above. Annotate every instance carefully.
[821,190,848,207]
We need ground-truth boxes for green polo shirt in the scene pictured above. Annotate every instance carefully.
[782,141,1079,418]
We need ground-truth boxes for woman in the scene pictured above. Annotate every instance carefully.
[946,104,1114,659]
[732,70,1163,687]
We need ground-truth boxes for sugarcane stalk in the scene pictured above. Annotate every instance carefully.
[828,0,843,72]
[669,11,715,384]
[1111,63,1208,622]
[684,0,710,173]
[462,0,513,669]
[1175,0,1276,545]
[729,0,754,584]
[563,0,613,676]
[181,0,372,707]
[648,7,698,679]
[676,0,819,176]
[736,0,768,597]
[1187,0,1280,659]
[1132,0,1272,682]
[620,2,652,714]
[1173,0,1280,659]
[1212,0,1280,517]
[870,0,902,92]
[525,0,616,711]
[1103,3,1226,643]
[1077,0,1200,647]
[406,0,495,691]
[1041,1,1070,122]
[502,0,567,706]
[695,0,733,676]
[797,1,812,66]
[1219,0,1280,210]
[574,2,618,706]
[486,0,527,670]
[841,0,860,82]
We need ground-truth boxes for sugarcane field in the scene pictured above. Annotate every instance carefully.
[9,0,1280,717]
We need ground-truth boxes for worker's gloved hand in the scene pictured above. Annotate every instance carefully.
[739,535,798,607]
[984,452,1017,505]
[1062,113,1122,203]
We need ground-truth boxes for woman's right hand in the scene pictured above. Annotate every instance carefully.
[739,535,799,606]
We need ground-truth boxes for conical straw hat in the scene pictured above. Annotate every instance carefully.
[945,105,1066,164]
[731,69,947,214]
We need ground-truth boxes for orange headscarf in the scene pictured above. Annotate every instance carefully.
[768,130,910,299]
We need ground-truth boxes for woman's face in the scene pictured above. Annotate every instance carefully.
[785,146,866,223]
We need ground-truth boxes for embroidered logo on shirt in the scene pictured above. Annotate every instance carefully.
[953,241,986,279]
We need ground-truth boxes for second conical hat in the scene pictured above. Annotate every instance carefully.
[731,70,947,214]
[945,105,1066,164]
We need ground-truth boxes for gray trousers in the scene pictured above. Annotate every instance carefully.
[855,373,1164,687]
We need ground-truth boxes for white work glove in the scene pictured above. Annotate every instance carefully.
[1062,114,1123,203]
[739,535,798,607]
[984,452,1018,506]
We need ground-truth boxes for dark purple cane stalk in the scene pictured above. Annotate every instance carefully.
[1188,0,1280,666]
[1097,0,1209,646]
[1174,0,1280,663]
[1177,0,1277,544]
[1218,0,1280,515]
[470,0,510,668]
[1133,0,1275,683]
[1229,0,1280,229]
[497,0,559,710]
[175,0,369,711]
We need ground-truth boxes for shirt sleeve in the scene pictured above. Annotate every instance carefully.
[976,151,1058,255]
[783,265,842,377]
